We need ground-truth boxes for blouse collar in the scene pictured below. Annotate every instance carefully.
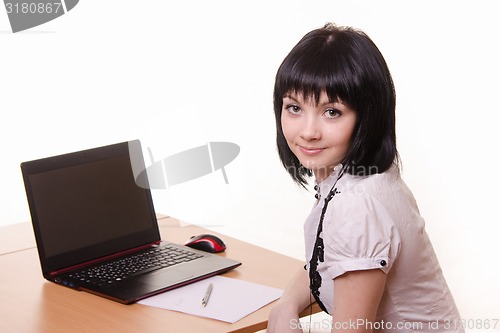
[314,164,343,201]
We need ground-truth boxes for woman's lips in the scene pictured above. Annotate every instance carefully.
[299,145,325,156]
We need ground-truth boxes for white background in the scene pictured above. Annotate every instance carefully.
[1,0,499,330]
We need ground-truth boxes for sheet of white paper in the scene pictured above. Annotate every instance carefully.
[138,276,283,323]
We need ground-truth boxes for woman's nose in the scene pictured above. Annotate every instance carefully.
[300,117,321,141]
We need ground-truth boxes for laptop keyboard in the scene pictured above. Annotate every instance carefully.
[66,244,204,287]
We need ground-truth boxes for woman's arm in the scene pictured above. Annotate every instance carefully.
[331,269,387,333]
[267,265,312,332]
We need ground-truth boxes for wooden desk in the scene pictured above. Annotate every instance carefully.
[0,216,319,333]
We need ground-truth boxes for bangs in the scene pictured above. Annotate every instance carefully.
[275,33,360,108]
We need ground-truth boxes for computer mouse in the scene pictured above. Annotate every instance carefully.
[184,234,226,253]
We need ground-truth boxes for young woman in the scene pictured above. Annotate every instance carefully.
[267,23,463,333]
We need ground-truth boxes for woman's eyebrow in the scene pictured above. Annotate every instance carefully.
[283,94,342,107]
[283,95,298,102]
[319,101,338,107]
[319,98,343,107]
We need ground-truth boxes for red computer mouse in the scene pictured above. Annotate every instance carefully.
[184,234,226,253]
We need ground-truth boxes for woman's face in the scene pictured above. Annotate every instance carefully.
[281,90,357,182]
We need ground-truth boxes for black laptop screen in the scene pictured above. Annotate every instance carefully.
[22,141,160,274]
[29,154,153,258]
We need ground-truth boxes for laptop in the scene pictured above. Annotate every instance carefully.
[20,140,241,304]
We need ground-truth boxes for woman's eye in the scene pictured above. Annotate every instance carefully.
[285,104,301,114]
[325,108,341,119]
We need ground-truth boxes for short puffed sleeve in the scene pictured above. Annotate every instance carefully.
[322,192,401,279]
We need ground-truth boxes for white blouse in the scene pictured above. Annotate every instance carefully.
[304,165,463,332]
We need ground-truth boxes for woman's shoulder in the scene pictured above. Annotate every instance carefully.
[335,165,422,224]
[340,165,402,197]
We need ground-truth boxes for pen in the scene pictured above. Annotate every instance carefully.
[201,283,213,307]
